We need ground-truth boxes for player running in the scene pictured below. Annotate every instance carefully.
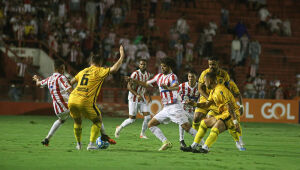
[33,60,72,146]
[68,45,125,150]
[177,70,204,147]
[126,57,198,151]
[115,59,152,139]
[182,72,241,153]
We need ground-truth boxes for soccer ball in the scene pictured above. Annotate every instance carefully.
[96,137,110,149]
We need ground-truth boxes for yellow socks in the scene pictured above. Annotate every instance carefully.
[90,121,102,143]
[74,123,82,143]
[205,127,219,148]
[194,120,207,144]
[192,121,200,131]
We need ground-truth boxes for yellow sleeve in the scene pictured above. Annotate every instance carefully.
[198,70,207,84]
[96,67,110,79]
[229,80,240,94]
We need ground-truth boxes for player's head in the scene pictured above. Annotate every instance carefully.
[187,70,197,84]
[90,54,103,66]
[204,71,217,89]
[54,60,65,74]
[160,57,175,75]
[208,57,219,73]
[138,59,147,72]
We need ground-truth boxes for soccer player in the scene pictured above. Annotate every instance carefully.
[177,70,203,147]
[68,45,125,150]
[126,57,198,151]
[193,57,230,131]
[33,60,73,146]
[182,72,241,153]
[115,59,152,139]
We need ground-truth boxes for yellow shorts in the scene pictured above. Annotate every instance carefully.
[68,102,101,121]
[194,96,218,114]
[216,110,240,130]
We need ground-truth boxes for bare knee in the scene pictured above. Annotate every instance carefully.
[129,115,136,119]
[181,122,191,132]
[148,118,159,128]
[74,118,82,124]
[193,112,205,122]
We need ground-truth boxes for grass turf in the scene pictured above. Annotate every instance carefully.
[0,115,300,170]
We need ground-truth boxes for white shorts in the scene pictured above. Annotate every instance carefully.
[128,100,149,116]
[185,111,194,122]
[154,103,189,126]
[56,110,70,120]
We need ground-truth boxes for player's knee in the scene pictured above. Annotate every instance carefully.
[59,119,66,124]
[200,120,207,128]
[181,122,191,132]
[129,115,136,119]
[194,112,204,122]
[74,118,82,124]
[144,115,151,121]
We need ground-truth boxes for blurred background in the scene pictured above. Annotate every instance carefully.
[0,0,299,122]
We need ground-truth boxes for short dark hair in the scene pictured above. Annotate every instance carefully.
[205,71,217,81]
[139,59,147,63]
[54,60,65,70]
[187,69,197,76]
[208,56,219,61]
[160,57,176,69]
[90,55,103,65]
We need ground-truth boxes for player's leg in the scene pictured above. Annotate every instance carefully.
[199,119,226,153]
[148,108,172,151]
[69,103,83,150]
[100,123,117,144]
[140,103,151,139]
[86,105,103,150]
[182,117,216,152]
[115,101,137,138]
[179,111,194,147]
[193,96,209,130]
[41,110,70,146]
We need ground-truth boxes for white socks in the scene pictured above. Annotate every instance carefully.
[120,118,136,128]
[141,115,151,135]
[188,127,197,137]
[46,119,63,139]
[179,125,185,141]
[149,126,167,143]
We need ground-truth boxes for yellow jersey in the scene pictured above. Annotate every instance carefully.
[199,68,230,93]
[208,84,239,114]
[228,80,240,96]
[69,65,110,105]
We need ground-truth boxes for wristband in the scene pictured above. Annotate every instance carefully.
[233,119,238,125]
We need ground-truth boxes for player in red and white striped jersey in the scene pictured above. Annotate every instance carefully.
[126,57,198,151]
[33,60,72,146]
[115,59,152,139]
[177,70,202,147]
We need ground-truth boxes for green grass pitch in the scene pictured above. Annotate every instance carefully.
[0,115,300,170]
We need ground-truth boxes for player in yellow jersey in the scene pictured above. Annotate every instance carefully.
[192,57,230,131]
[69,45,125,150]
[181,72,241,153]
[207,79,246,151]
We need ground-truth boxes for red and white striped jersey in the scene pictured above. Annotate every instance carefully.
[40,73,72,115]
[147,72,179,105]
[178,82,200,113]
[128,69,151,103]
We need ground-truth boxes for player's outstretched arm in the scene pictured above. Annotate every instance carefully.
[110,45,125,74]
[227,102,240,133]
[161,83,179,91]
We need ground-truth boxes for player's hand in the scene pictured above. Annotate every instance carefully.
[137,94,143,101]
[186,99,196,106]
[124,76,132,83]
[120,45,125,57]
[32,75,40,81]
[161,84,168,90]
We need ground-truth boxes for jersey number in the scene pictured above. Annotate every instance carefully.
[80,74,89,85]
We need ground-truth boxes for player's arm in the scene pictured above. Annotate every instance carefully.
[226,102,240,133]
[199,83,209,99]
[125,77,150,88]
[186,99,214,108]
[110,45,125,74]
[127,82,143,101]
[237,93,244,116]
[161,83,179,91]
[70,78,77,85]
